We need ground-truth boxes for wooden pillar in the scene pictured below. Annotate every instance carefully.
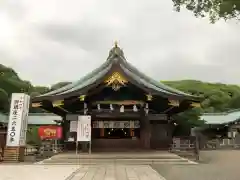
[145,118,151,149]
[100,128,104,137]
[61,116,68,144]
[130,128,134,137]
[140,107,151,149]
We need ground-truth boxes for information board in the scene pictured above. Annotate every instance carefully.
[77,116,91,142]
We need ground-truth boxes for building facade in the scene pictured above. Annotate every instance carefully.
[200,110,240,146]
[32,43,201,151]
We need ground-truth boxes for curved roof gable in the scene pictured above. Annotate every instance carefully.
[33,44,200,102]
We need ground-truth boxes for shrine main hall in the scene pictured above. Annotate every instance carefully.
[32,43,201,151]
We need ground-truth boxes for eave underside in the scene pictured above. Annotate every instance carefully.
[33,82,198,117]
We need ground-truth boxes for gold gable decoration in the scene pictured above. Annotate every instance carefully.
[104,72,128,91]
[79,95,86,101]
[52,100,69,112]
[168,99,180,107]
[52,100,64,107]
[32,102,42,108]
[146,94,153,101]
[191,102,201,108]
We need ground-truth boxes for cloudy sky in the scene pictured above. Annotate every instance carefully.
[1,0,240,86]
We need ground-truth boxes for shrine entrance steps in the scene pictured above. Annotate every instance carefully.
[36,151,197,165]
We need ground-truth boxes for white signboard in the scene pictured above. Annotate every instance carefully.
[91,121,140,128]
[77,116,91,142]
[19,95,30,146]
[6,93,30,147]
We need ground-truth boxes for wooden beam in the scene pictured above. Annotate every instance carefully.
[168,99,180,107]
[100,128,104,137]
[191,102,201,108]
[32,102,42,108]
[52,100,69,113]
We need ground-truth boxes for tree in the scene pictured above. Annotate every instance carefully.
[26,126,41,146]
[173,107,204,135]
[163,80,240,113]
[228,95,240,109]
[0,88,9,112]
[172,0,240,23]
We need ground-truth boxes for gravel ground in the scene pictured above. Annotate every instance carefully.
[152,150,240,180]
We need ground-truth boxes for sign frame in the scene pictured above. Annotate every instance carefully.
[76,115,91,154]
[6,93,30,147]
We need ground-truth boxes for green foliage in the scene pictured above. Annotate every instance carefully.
[0,64,50,113]
[0,88,9,112]
[172,107,204,135]
[163,80,240,113]
[228,95,240,109]
[0,65,33,94]
[163,80,240,131]
[26,126,41,145]
[172,0,240,23]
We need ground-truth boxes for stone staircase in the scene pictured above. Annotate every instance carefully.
[37,151,197,165]
[3,147,25,162]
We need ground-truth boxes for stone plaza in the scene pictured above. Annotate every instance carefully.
[0,164,166,180]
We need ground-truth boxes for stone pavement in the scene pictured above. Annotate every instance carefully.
[152,150,240,180]
[0,165,78,180]
[0,164,166,180]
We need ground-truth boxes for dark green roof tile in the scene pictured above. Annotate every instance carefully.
[33,45,200,102]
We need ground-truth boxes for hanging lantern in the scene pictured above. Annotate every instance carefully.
[133,105,138,112]
[110,104,114,111]
[120,105,124,113]
[97,104,101,111]
[144,103,149,115]
[84,103,88,115]
[145,108,149,115]
[145,103,149,109]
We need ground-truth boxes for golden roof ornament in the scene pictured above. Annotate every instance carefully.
[114,41,118,48]
[108,41,124,58]
[104,72,128,91]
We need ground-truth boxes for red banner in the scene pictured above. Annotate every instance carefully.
[38,126,62,140]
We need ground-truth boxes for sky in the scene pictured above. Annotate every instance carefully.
[0,0,240,86]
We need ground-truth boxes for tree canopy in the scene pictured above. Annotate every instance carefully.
[172,0,240,23]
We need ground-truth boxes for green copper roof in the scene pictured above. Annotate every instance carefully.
[33,45,200,102]
[200,109,240,125]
